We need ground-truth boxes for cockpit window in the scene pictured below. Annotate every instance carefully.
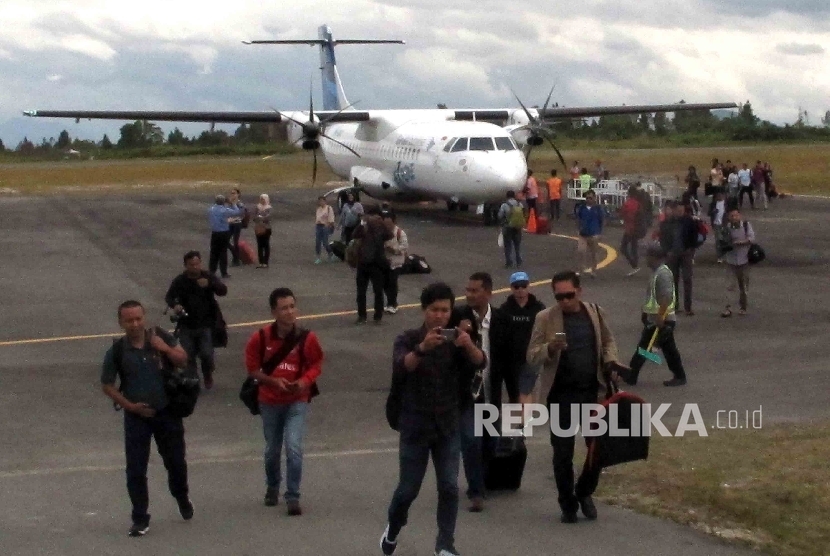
[495,136,517,151]
[443,138,457,152]
[450,137,468,152]
[469,137,495,151]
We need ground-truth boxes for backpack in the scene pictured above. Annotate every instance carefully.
[744,221,765,264]
[111,327,201,419]
[506,203,526,228]
[345,238,362,268]
[400,254,432,274]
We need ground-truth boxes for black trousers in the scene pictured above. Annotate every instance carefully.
[739,186,754,208]
[124,408,188,525]
[549,199,561,221]
[228,224,242,264]
[356,263,385,321]
[549,388,603,513]
[489,363,521,408]
[256,229,272,264]
[209,231,231,276]
[628,320,686,381]
[384,266,400,308]
[620,233,639,269]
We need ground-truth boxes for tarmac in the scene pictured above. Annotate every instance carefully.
[1,185,828,555]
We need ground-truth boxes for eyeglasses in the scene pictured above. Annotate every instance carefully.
[554,292,577,301]
[511,282,529,289]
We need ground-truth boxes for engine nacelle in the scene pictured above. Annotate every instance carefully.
[284,111,315,149]
[504,123,531,148]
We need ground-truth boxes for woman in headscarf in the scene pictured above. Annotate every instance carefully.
[253,194,272,268]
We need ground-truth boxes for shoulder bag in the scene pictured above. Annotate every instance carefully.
[239,327,310,415]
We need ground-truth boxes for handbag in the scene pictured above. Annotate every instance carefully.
[254,222,268,236]
[239,326,310,415]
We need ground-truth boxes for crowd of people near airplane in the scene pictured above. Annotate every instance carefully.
[100,155,769,555]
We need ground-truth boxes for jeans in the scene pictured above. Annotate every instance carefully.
[667,250,694,312]
[229,224,242,264]
[548,388,602,513]
[177,326,214,380]
[256,229,272,264]
[261,402,309,501]
[124,408,188,525]
[384,267,400,308]
[387,428,461,552]
[459,405,485,499]
[502,227,522,266]
[209,230,231,276]
[628,321,686,381]
[620,233,639,269]
[315,224,333,257]
[356,263,386,321]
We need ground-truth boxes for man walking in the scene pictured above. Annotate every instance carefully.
[523,271,625,523]
[101,300,192,537]
[207,194,244,278]
[353,206,393,324]
[619,185,642,276]
[575,189,604,277]
[165,251,228,390]
[244,287,324,515]
[719,207,756,317]
[498,191,525,268]
[622,243,687,387]
[381,282,486,556]
[659,201,697,316]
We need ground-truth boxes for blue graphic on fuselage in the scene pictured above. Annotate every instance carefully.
[393,161,416,189]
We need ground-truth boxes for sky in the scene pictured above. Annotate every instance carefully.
[0,0,828,148]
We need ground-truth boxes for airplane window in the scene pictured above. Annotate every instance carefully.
[495,137,517,151]
[469,137,495,151]
[443,138,458,152]
[450,137,468,152]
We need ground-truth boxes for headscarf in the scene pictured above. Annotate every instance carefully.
[258,194,271,211]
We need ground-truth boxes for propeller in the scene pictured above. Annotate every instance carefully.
[510,85,567,171]
[263,79,362,186]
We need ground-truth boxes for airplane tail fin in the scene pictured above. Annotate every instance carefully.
[244,24,404,111]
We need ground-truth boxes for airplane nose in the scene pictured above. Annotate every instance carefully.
[466,152,526,200]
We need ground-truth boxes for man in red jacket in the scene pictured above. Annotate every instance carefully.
[619,186,642,276]
[245,287,323,515]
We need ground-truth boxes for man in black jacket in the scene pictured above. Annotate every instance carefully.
[352,206,393,324]
[164,251,228,389]
[659,201,698,316]
[380,282,485,556]
[495,272,546,407]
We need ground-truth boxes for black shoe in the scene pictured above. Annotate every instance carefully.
[380,524,398,555]
[560,511,578,524]
[177,496,194,520]
[286,499,302,516]
[128,521,149,537]
[663,378,687,387]
[578,496,597,520]
[264,488,278,507]
[619,367,637,386]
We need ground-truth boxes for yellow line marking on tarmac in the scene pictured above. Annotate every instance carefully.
[0,234,617,347]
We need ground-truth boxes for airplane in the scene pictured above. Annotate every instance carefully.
[23,24,737,219]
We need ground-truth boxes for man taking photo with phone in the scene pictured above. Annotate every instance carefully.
[380,282,486,556]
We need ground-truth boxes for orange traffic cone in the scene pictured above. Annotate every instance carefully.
[525,207,537,233]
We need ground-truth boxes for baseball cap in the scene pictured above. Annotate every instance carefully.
[510,271,530,285]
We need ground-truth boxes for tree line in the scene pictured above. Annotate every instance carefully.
[1,101,829,159]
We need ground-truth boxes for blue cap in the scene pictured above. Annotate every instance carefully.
[510,271,529,285]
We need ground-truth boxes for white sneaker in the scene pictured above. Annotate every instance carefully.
[380,524,398,555]
[387,306,398,314]
[627,268,641,276]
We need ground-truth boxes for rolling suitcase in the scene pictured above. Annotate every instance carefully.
[330,240,346,261]
[536,216,551,234]
[237,239,256,265]
[483,435,527,491]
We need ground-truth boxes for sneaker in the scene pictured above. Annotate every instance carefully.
[434,548,460,556]
[315,258,322,264]
[264,488,278,506]
[468,497,484,512]
[663,378,687,387]
[387,306,398,314]
[177,496,194,520]
[286,499,302,516]
[578,496,597,520]
[380,524,398,555]
[560,511,578,524]
[355,318,367,325]
[203,375,213,390]
[128,521,149,537]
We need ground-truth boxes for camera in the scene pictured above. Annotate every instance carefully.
[440,328,458,341]
[169,308,188,323]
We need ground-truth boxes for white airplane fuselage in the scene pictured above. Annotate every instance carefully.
[286,110,528,205]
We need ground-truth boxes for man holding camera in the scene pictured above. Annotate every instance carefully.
[381,282,486,556]
[523,270,624,524]
[164,251,228,390]
[101,300,191,537]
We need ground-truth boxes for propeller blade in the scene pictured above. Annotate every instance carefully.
[320,131,362,158]
[525,144,534,164]
[510,87,537,125]
[308,79,315,123]
[271,107,307,128]
[542,85,555,113]
[546,136,567,171]
[312,149,318,185]
[319,100,361,125]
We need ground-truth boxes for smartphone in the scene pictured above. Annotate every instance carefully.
[555,332,566,340]
[440,328,459,341]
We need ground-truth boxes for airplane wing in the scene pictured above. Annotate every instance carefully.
[452,102,737,122]
[21,109,371,123]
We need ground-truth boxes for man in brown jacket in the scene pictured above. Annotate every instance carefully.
[520,270,625,524]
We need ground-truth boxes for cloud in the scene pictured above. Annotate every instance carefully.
[776,42,825,55]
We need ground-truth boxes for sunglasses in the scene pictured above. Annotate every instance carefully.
[511,282,529,289]
[554,291,576,301]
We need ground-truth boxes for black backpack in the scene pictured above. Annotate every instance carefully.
[111,327,201,419]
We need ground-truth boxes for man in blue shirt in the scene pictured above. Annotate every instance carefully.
[575,190,604,277]
[208,195,244,278]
